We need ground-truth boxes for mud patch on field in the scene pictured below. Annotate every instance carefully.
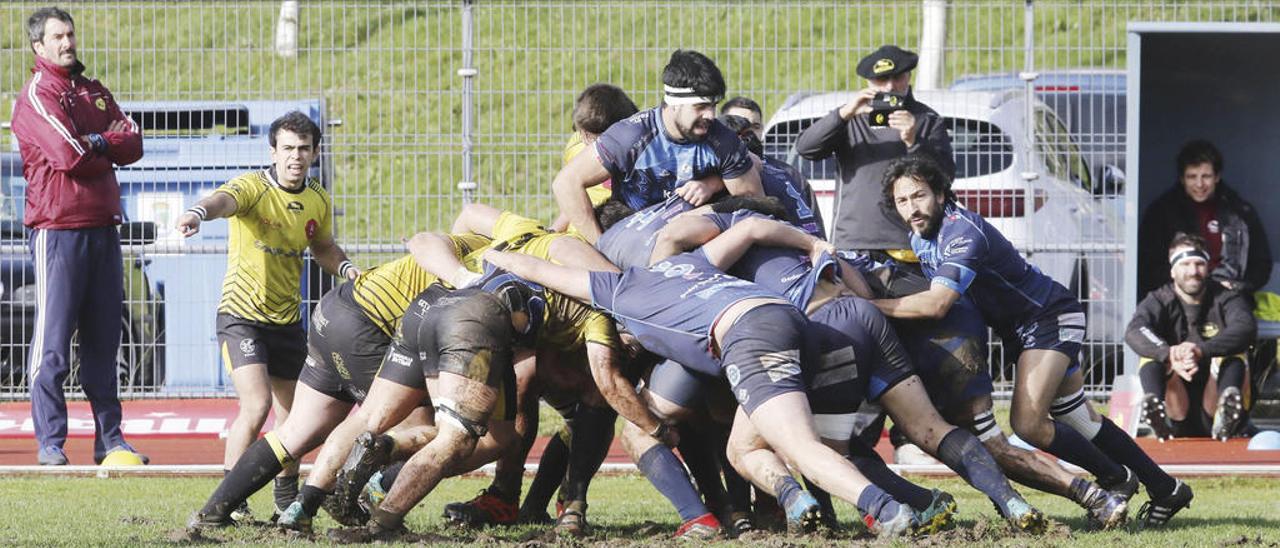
[164,527,218,545]
[1219,534,1280,547]
[120,515,154,525]
[913,517,1070,546]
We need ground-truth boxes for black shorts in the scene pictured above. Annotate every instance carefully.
[804,296,914,413]
[1004,304,1087,378]
[892,295,994,412]
[217,313,306,379]
[647,358,719,409]
[376,285,518,420]
[721,303,807,415]
[300,282,394,403]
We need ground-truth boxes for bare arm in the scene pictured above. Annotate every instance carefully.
[834,257,874,299]
[552,148,612,243]
[405,232,479,288]
[450,202,504,237]
[174,192,239,238]
[585,342,663,435]
[722,162,764,198]
[699,216,832,272]
[482,249,593,304]
[872,283,961,320]
[649,214,724,265]
[310,234,360,281]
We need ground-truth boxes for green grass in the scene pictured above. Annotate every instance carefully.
[1,474,1277,546]
[5,1,1280,264]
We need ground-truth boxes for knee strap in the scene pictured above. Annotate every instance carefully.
[435,399,488,439]
[264,430,296,467]
[1050,388,1100,439]
[970,410,1001,442]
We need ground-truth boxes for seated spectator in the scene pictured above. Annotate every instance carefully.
[1126,232,1257,441]
[550,83,639,231]
[1137,140,1271,300]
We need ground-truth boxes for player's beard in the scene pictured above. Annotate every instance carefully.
[912,209,943,240]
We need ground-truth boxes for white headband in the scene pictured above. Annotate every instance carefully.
[663,84,719,106]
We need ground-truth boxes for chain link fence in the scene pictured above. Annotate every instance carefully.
[1,1,1277,399]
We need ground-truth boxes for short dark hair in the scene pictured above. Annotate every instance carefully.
[718,114,763,156]
[1168,231,1207,256]
[881,153,953,207]
[720,96,762,118]
[269,111,322,148]
[28,7,74,44]
[661,49,726,103]
[1176,139,1223,176]
[573,84,638,136]
[594,199,636,231]
[709,195,789,222]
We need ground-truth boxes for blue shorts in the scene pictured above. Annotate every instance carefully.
[804,296,914,414]
[647,358,717,410]
[892,295,994,412]
[720,304,808,415]
[1004,303,1086,378]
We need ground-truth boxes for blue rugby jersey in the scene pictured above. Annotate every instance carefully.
[587,251,783,375]
[704,210,835,310]
[759,155,824,239]
[595,195,694,270]
[911,202,1076,330]
[595,107,752,211]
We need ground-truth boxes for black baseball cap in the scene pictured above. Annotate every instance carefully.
[856,45,919,79]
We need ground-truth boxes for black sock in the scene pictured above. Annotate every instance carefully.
[1138,360,1168,399]
[935,428,1020,511]
[297,485,329,517]
[802,477,837,522]
[1045,421,1126,483]
[200,439,285,518]
[522,432,569,515]
[676,424,730,513]
[1091,418,1176,498]
[561,406,615,503]
[379,461,404,491]
[273,475,299,511]
[1218,358,1245,395]
[847,437,932,510]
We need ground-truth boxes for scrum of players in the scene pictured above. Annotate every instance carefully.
[186,49,1192,542]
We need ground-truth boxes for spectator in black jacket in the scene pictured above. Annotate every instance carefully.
[1137,140,1271,300]
[1126,233,1256,442]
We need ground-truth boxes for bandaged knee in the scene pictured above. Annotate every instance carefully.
[969,409,1002,442]
[435,398,488,439]
[1050,389,1100,439]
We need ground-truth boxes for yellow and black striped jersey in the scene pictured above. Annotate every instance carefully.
[562,132,613,237]
[466,211,617,350]
[351,233,492,336]
[216,169,332,325]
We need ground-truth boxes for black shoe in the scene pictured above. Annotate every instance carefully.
[187,510,233,531]
[1141,394,1174,442]
[1137,480,1193,528]
[1212,387,1244,441]
[1080,485,1128,530]
[1099,465,1139,504]
[326,432,394,526]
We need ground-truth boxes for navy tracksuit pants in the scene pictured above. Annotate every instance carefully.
[28,226,125,458]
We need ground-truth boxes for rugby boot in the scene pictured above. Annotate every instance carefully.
[358,470,388,516]
[187,510,233,531]
[1099,465,1139,504]
[327,432,394,526]
[673,512,723,540]
[1141,394,1174,442]
[727,510,756,538]
[1080,485,1128,530]
[553,502,589,537]
[1137,479,1193,528]
[229,500,254,524]
[999,496,1047,534]
[861,504,917,538]
[275,500,313,535]
[1212,387,1244,441]
[782,490,823,534]
[517,507,553,525]
[442,487,518,526]
[913,489,958,535]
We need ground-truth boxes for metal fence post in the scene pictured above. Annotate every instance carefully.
[458,0,478,203]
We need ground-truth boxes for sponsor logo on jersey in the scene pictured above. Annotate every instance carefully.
[389,351,414,367]
[94,97,107,111]
[331,352,351,379]
[305,219,318,240]
[943,236,972,259]
[1200,322,1220,338]
[287,201,305,214]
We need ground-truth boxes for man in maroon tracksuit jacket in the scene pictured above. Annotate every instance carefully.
[11,7,145,465]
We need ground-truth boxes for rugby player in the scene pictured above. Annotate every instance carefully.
[650,209,1058,532]
[483,245,925,538]
[553,49,762,243]
[548,83,639,233]
[187,232,489,530]
[176,112,359,521]
[875,154,1193,527]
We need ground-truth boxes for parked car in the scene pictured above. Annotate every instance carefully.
[0,152,162,392]
[950,69,1127,195]
[762,89,1124,383]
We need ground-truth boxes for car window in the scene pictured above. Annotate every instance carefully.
[0,163,24,224]
[1033,107,1092,191]
[945,117,1013,178]
[764,119,840,181]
